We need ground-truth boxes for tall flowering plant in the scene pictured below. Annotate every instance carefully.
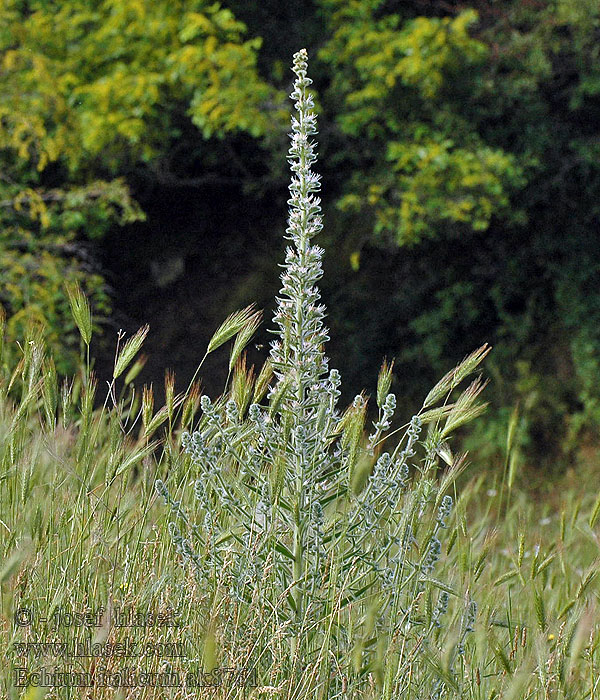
[157,49,489,698]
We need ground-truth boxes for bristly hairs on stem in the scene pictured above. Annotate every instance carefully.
[269,48,329,405]
[268,48,332,633]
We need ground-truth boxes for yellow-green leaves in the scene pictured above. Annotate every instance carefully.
[319,3,525,244]
[0,0,281,377]
[320,8,486,133]
[396,11,486,98]
[378,138,522,243]
[1,0,279,168]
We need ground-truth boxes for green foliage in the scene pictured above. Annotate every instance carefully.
[0,186,135,371]
[0,0,282,168]
[2,0,600,465]
[0,0,285,373]
[2,282,600,699]
[318,3,525,244]
[339,133,524,243]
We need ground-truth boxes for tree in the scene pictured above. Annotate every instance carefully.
[317,1,526,245]
[0,0,284,368]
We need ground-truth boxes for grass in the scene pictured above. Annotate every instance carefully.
[1,337,600,699]
[1,49,600,699]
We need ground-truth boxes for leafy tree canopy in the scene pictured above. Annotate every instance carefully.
[0,0,284,368]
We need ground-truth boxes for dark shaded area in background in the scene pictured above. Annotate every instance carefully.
[94,181,488,408]
[97,184,281,400]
